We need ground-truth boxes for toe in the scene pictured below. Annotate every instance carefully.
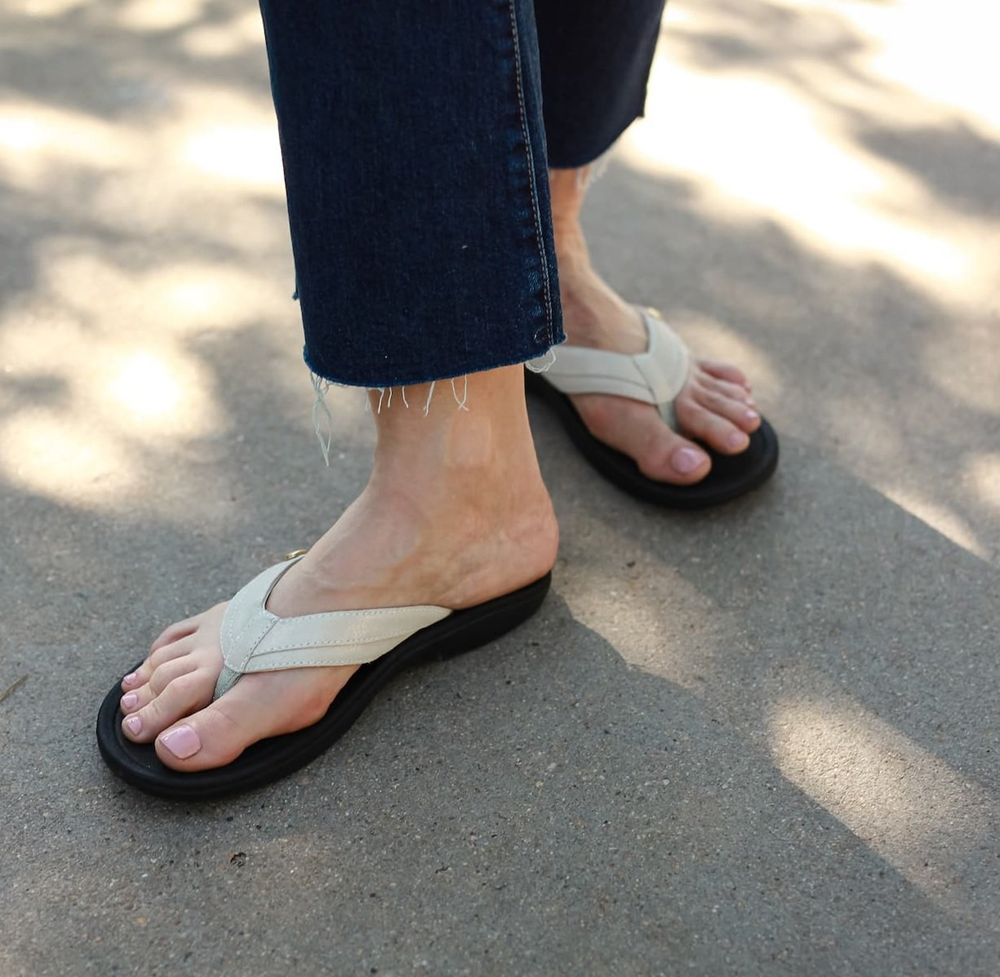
[120,683,154,715]
[122,668,214,744]
[675,400,751,455]
[120,669,143,692]
[690,383,761,434]
[154,704,242,771]
[124,604,227,693]
[637,426,712,484]
[146,651,199,696]
[121,654,199,713]
[153,667,349,772]
[153,677,293,771]
[573,394,713,485]
[700,359,751,392]
[149,617,200,655]
[148,602,225,655]
[700,374,755,407]
[122,635,195,692]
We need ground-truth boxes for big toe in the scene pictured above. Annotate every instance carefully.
[152,673,329,772]
[574,395,712,485]
[629,417,712,485]
[154,696,256,772]
[615,403,712,483]
[643,431,712,484]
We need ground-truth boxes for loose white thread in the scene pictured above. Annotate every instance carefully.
[400,386,409,408]
[573,152,612,191]
[450,375,470,411]
[376,387,386,414]
[525,348,558,373]
[386,387,393,409]
[422,380,437,416]
[310,372,334,466]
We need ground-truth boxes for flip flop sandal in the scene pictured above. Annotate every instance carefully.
[97,554,551,800]
[526,308,779,509]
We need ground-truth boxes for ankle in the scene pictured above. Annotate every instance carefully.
[366,365,553,543]
[371,365,531,464]
[549,166,588,225]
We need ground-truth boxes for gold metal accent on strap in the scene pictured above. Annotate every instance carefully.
[283,548,309,561]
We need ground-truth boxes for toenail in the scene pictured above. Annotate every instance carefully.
[673,447,705,474]
[123,672,137,686]
[728,431,749,450]
[124,715,142,735]
[160,725,202,759]
[121,692,138,709]
[745,408,759,422]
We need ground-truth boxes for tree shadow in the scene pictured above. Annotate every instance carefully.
[3,0,1000,974]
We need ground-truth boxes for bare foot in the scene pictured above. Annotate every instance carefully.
[119,365,557,772]
[550,167,761,485]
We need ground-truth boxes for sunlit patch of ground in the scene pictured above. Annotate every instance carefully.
[623,0,997,303]
[768,685,997,915]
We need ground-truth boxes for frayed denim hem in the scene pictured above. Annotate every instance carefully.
[305,342,562,466]
[302,342,563,392]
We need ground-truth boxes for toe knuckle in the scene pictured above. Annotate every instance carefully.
[173,672,212,703]
[149,646,173,668]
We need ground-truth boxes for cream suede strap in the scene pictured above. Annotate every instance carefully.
[536,308,689,430]
[213,557,452,699]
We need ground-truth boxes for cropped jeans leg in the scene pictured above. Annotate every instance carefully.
[258,0,561,389]
[258,1,670,389]
[535,0,669,169]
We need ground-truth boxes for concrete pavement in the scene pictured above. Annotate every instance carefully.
[2,1,999,974]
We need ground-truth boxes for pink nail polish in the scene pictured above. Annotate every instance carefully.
[728,431,749,450]
[673,447,705,474]
[121,692,138,710]
[124,715,142,735]
[123,672,137,687]
[160,726,202,759]
[746,409,760,422]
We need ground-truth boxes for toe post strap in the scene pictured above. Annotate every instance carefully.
[534,308,690,430]
[214,556,452,699]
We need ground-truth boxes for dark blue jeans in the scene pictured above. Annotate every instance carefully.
[259,0,668,388]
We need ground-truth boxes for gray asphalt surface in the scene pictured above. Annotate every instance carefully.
[2,1,999,975]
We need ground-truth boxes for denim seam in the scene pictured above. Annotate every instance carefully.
[506,0,553,347]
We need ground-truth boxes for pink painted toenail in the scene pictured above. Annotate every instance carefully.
[728,431,749,450]
[673,447,705,474]
[124,715,142,735]
[746,409,760,422]
[160,725,202,759]
[121,692,138,709]
[123,672,137,686]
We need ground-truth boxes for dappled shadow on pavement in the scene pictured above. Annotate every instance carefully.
[2,0,999,974]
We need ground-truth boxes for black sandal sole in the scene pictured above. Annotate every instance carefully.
[526,370,778,509]
[96,572,551,801]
